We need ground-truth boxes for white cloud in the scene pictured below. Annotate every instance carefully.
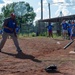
[0,0,75,21]
[36,0,72,20]
[55,5,71,17]
[55,6,63,17]
[35,0,48,20]
[62,8,69,16]
[35,17,40,20]
[53,0,65,3]
[43,0,47,6]
[34,16,40,23]
[53,0,74,17]
[3,0,12,3]
[35,7,40,13]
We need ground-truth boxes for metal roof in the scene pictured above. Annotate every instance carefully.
[38,14,75,22]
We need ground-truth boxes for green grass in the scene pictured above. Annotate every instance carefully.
[17,33,62,39]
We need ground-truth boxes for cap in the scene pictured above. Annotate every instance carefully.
[10,13,15,17]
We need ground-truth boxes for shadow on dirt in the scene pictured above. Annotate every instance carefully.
[45,70,61,73]
[1,51,42,63]
[45,70,69,75]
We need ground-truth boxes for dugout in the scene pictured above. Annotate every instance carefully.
[37,14,75,36]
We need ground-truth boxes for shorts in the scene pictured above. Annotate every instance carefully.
[62,30,68,33]
[48,30,52,33]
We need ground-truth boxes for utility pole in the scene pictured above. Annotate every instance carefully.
[48,3,51,19]
[41,0,43,20]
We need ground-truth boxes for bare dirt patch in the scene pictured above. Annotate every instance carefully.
[0,37,75,75]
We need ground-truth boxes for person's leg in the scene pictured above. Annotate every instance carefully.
[0,32,8,51]
[10,33,22,53]
[72,36,75,52]
[48,31,50,37]
[63,30,66,39]
[49,31,52,37]
[68,31,70,40]
[62,30,64,39]
[71,34,75,40]
[51,31,53,38]
[65,30,68,39]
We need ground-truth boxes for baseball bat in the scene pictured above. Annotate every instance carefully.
[63,40,74,49]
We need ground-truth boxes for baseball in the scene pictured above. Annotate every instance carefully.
[57,41,60,44]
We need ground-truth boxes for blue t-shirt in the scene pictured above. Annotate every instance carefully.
[62,23,68,30]
[47,24,53,31]
[71,24,75,34]
[3,18,17,33]
[67,23,72,34]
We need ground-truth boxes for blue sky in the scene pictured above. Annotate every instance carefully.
[0,0,4,3]
[0,0,75,22]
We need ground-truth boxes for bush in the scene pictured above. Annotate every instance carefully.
[30,32,36,37]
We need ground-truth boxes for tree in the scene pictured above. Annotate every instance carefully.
[1,1,36,23]
[1,1,36,34]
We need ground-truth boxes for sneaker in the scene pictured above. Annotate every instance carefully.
[17,50,23,54]
[16,50,24,57]
[0,49,1,52]
[16,47,22,52]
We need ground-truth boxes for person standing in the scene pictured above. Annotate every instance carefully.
[0,13,22,54]
[46,22,53,38]
[61,20,68,39]
[70,21,75,40]
[67,21,72,40]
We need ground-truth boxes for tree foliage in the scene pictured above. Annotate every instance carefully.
[1,1,36,34]
[1,1,36,24]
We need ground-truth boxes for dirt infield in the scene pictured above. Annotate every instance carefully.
[0,37,75,75]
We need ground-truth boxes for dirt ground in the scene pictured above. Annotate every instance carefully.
[0,37,75,75]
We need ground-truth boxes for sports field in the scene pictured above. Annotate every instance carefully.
[0,37,75,75]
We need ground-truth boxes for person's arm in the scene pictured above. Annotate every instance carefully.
[51,25,54,28]
[3,26,13,31]
[61,22,63,26]
[46,25,48,28]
